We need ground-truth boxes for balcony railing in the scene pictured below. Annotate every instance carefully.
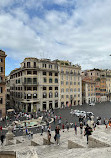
[22,82,39,85]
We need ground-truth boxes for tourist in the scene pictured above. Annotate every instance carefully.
[74,122,77,135]
[47,126,51,145]
[80,122,83,134]
[104,119,108,129]
[1,134,5,146]
[55,125,60,145]
[31,131,33,139]
[41,125,44,135]
[58,119,61,126]
[66,122,69,132]
[62,123,65,132]
[84,124,92,144]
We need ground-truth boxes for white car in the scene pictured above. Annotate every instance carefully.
[70,109,80,115]
[75,111,86,118]
[89,103,95,106]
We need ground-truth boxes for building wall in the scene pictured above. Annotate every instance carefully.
[9,58,82,112]
[59,61,82,107]
[0,50,7,118]
[9,58,59,112]
[82,81,96,104]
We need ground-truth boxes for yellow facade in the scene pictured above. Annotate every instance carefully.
[58,60,82,107]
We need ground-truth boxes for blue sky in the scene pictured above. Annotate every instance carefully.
[0,0,111,75]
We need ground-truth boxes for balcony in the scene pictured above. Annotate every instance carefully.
[22,82,39,85]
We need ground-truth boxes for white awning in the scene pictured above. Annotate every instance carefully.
[7,109,15,112]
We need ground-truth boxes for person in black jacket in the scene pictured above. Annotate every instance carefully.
[1,134,5,145]
[84,124,92,144]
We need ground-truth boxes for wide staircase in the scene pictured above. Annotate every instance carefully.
[1,126,111,158]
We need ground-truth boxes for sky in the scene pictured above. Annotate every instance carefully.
[1,0,111,75]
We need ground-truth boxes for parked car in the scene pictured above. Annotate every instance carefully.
[89,103,95,106]
[75,111,86,118]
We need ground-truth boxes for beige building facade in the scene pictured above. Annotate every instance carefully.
[0,50,7,118]
[82,77,96,104]
[105,70,111,101]
[8,58,82,112]
[57,60,82,107]
[10,58,59,112]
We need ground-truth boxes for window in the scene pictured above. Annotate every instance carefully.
[66,88,69,92]
[0,77,2,83]
[74,82,76,85]
[0,58,3,62]
[43,78,47,83]
[49,92,53,98]
[49,87,52,90]
[55,92,58,97]
[33,87,37,91]
[74,88,76,92]
[61,95,64,99]
[43,63,46,68]
[55,73,58,76]
[78,94,80,97]
[66,95,69,98]
[0,67,3,73]
[43,72,46,75]
[34,62,36,68]
[49,64,52,69]
[74,94,76,97]
[27,78,32,84]
[66,81,68,85]
[61,74,63,80]
[49,78,52,83]
[78,82,80,85]
[78,88,80,92]
[49,72,52,76]
[18,79,20,84]
[27,62,30,68]
[27,94,32,99]
[61,89,64,93]
[70,89,73,92]
[0,98,3,104]
[33,78,37,84]
[0,87,3,93]
[43,87,46,90]
[33,71,37,75]
[70,82,72,85]
[27,87,32,91]
[61,81,64,85]
[66,75,68,80]
[55,87,58,90]
[33,93,37,98]
[55,78,58,83]
[27,71,31,75]
[43,92,47,98]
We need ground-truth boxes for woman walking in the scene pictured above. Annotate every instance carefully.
[55,125,60,145]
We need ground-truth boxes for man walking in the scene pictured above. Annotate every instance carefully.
[84,124,92,144]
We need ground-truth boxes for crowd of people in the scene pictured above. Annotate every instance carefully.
[1,108,111,146]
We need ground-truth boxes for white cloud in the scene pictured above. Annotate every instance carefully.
[1,0,111,71]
